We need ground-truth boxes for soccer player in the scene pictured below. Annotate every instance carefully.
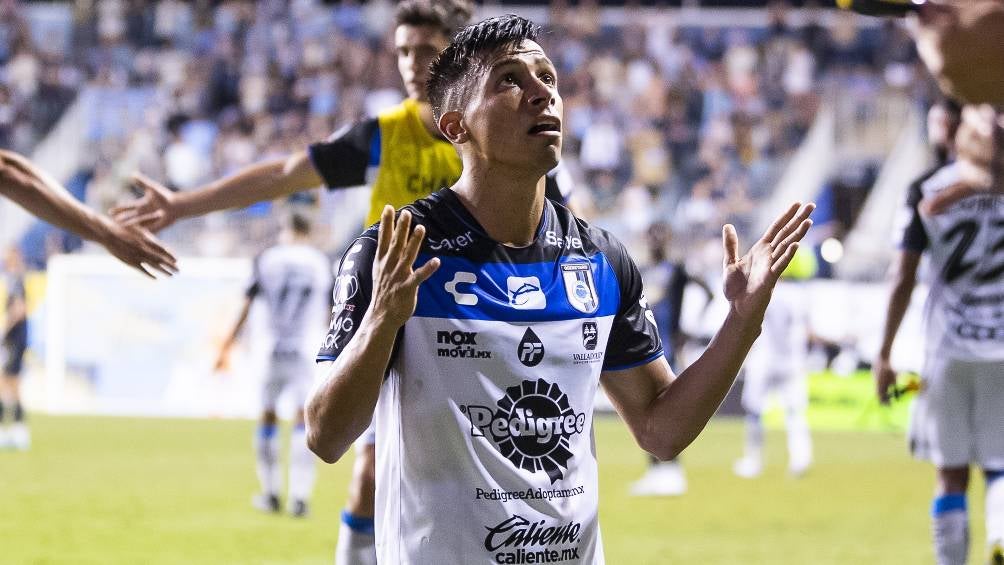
[305,15,814,563]
[875,96,1004,565]
[0,150,176,278]
[215,211,332,518]
[110,2,570,561]
[1,246,29,450]
[733,249,817,480]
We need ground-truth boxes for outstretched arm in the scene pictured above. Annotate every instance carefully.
[602,203,814,460]
[873,250,921,404]
[306,206,439,463]
[0,150,177,278]
[113,151,322,232]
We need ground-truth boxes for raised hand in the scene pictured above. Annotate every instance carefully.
[721,202,815,321]
[368,205,440,329]
[110,173,179,232]
[97,215,178,278]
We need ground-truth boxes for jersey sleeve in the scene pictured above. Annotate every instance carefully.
[307,118,380,190]
[316,235,378,362]
[898,175,929,253]
[603,239,664,371]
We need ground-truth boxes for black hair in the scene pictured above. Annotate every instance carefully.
[426,15,542,123]
[394,0,473,38]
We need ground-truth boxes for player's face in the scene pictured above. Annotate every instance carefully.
[463,40,563,174]
[395,24,451,102]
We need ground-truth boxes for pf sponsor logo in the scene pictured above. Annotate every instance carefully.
[437,330,492,359]
[517,328,544,367]
[462,378,586,483]
[484,515,581,564]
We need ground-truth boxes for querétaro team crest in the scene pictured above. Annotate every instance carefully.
[560,263,598,314]
[464,379,586,484]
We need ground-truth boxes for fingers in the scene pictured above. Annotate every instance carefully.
[131,172,172,200]
[771,218,814,264]
[121,210,166,230]
[722,224,739,267]
[770,241,800,274]
[402,223,426,267]
[389,210,412,261]
[411,257,441,285]
[376,205,394,258]
[769,203,815,248]
[762,202,801,244]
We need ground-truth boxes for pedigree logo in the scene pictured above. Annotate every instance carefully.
[462,379,585,484]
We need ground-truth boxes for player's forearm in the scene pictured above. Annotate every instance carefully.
[306,310,399,463]
[0,150,110,243]
[172,156,315,219]
[646,309,761,459]
[878,277,916,359]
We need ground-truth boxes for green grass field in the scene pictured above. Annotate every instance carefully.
[0,414,987,564]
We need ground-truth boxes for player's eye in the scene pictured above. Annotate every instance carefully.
[539,72,556,86]
[501,73,518,86]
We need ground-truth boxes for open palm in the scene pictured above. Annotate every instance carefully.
[110,173,178,232]
[722,202,815,321]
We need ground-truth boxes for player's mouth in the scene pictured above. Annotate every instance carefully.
[527,118,561,137]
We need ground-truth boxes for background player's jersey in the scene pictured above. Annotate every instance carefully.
[317,189,662,564]
[248,243,332,356]
[899,162,1004,361]
[307,98,574,226]
[745,281,809,377]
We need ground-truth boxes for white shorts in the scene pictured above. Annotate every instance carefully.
[261,351,312,413]
[740,366,808,415]
[909,357,1004,469]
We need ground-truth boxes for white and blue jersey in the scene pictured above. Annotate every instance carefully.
[317,188,662,564]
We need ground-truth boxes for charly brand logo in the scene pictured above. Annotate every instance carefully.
[639,295,657,327]
[581,322,597,350]
[483,515,582,563]
[517,328,545,367]
[507,276,546,310]
[560,263,598,314]
[462,378,586,484]
[429,230,475,252]
[445,271,478,306]
[332,242,363,312]
[437,330,492,359]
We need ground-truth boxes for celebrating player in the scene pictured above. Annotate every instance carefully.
[0,150,176,278]
[875,97,1004,565]
[305,15,814,563]
[215,211,332,518]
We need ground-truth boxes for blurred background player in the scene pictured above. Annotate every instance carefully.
[630,221,712,496]
[874,94,1004,565]
[733,247,816,479]
[0,150,176,278]
[215,211,332,518]
[1,246,29,450]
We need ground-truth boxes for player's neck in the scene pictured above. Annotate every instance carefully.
[451,167,545,248]
[416,101,446,141]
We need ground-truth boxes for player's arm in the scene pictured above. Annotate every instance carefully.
[601,203,814,460]
[874,250,922,404]
[306,206,439,464]
[215,295,254,372]
[113,120,378,232]
[112,152,323,232]
[0,150,177,278]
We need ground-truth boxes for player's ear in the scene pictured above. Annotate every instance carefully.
[439,110,468,144]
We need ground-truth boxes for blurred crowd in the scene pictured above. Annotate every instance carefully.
[0,0,934,267]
